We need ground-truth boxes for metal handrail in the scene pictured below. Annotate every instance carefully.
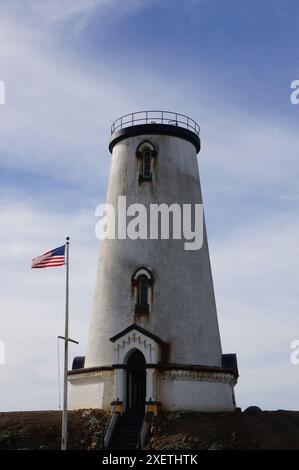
[136,397,152,449]
[102,397,119,447]
[111,111,200,136]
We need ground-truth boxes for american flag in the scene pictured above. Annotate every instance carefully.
[31,245,65,268]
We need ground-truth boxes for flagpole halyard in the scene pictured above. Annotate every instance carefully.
[61,236,70,451]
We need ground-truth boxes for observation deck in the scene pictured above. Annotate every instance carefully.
[109,110,201,153]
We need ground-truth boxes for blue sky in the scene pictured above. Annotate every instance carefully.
[0,0,299,411]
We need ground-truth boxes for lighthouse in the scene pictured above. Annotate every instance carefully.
[68,111,238,414]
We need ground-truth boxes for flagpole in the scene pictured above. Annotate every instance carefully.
[61,236,70,450]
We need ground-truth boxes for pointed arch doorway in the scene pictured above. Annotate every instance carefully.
[126,350,146,412]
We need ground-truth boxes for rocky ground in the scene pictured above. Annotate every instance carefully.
[0,410,109,450]
[148,409,299,450]
[0,408,299,450]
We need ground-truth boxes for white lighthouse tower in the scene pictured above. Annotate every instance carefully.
[69,111,238,415]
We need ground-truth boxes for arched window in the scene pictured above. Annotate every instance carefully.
[132,267,153,316]
[138,274,149,307]
[142,149,152,180]
[136,141,157,183]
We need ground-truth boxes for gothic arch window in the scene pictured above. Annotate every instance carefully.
[136,141,157,183]
[142,149,152,180]
[132,267,153,316]
[138,274,149,307]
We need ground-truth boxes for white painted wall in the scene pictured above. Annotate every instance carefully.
[86,133,223,369]
[68,369,235,412]
[159,376,235,412]
[68,373,114,410]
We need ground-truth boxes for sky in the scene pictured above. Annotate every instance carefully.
[0,0,299,411]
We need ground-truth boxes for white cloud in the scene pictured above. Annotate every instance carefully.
[0,196,98,410]
[4,0,152,34]
[0,19,130,186]
[211,214,299,409]
[31,0,103,23]
[0,5,298,197]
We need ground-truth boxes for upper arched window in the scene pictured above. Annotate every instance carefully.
[132,267,153,315]
[142,149,152,180]
[138,274,149,307]
[136,141,157,183]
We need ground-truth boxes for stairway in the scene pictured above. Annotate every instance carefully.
[110,411,144,449]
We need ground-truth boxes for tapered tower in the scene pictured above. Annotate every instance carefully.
[69,111,238,413]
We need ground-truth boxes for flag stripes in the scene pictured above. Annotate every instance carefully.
[31,245,65,268]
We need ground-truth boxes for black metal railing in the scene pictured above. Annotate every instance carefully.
[136,398,152,449]
[111,111,200,136]
[102,398,119,448]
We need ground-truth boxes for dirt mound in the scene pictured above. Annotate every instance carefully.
[0,410,109,450]
[148,410,299,450]
[1,409,299,450]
